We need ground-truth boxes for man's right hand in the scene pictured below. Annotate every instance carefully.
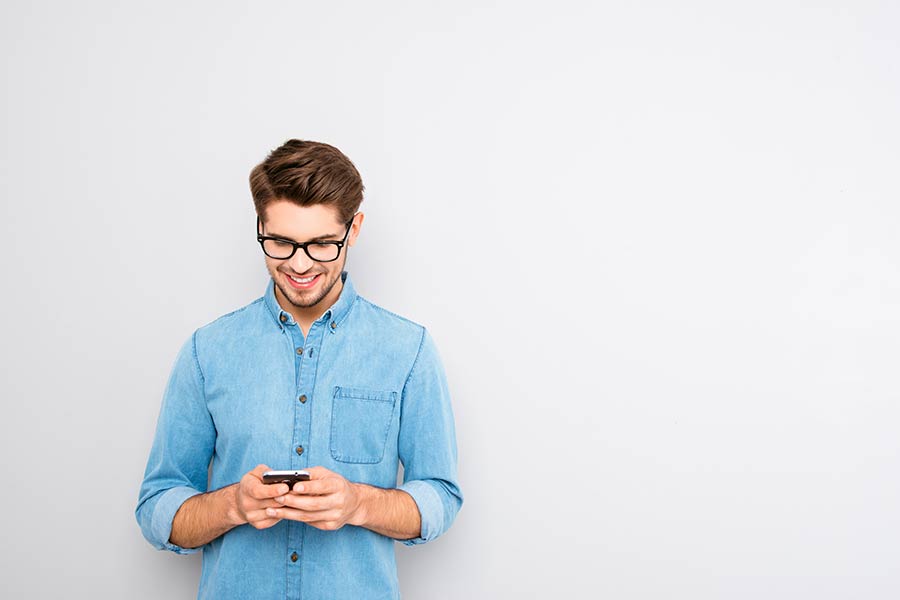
[232,464,290,530]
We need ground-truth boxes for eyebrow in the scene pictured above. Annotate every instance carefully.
[264,230,344,243]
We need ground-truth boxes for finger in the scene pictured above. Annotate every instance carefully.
[243,511,282,529]
[238,496,286,515]
[303,466,333,480]
[249,479,289,500]
[249,464,271,480]
[266,506,341,523]
[277,493,333,512]
[306,520,343,532]
[247,498,286,510]
[244,508,279,521]
[292,477,341,495]
[243,464,276,498]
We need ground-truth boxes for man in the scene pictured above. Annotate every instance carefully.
[136,139,463,599]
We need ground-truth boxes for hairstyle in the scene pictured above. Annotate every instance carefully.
[249,139,364,224]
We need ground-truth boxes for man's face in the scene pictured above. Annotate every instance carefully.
[260,200,362,313]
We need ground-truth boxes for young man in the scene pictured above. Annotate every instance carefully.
[136,140,462,599]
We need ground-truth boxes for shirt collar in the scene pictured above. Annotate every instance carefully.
[264,270,358,332]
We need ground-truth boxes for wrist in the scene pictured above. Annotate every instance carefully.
[348,483,371,527]
[223,484,246,527]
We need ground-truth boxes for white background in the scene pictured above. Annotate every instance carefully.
[2,1,899,598]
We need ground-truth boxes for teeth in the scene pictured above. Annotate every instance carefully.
[289,274,317,284]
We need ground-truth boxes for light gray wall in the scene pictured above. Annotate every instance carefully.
[2,1,898,598]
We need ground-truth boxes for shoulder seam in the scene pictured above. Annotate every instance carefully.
[402,327,429,398]
[199,297,265,330]
[357,296,423,328]
[190,330,208,407]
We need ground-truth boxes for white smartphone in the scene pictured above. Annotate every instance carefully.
[262,469,311,487]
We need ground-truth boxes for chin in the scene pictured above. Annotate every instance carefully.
[283,288,323,308]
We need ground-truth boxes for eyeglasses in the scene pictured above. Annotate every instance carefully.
[256,215,355,262]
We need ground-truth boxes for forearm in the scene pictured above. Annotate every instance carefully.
[169,483,244,549]
[350,484,421,540]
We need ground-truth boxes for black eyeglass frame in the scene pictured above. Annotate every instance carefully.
[256,215,356,262]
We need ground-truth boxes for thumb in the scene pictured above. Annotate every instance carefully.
[250,464,272,480]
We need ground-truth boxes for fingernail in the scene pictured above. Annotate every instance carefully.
[266,508,277,517]
[294,484,304,493]
[275,496,285,503]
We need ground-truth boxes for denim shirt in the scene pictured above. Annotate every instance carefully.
[136,271,462,599]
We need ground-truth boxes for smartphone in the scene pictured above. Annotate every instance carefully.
[262,469,311,488]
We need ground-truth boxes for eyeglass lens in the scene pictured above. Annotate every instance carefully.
[262,239,341,261]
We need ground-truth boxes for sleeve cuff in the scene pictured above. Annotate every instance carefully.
[397,480,445,546]
[151,486,205,554]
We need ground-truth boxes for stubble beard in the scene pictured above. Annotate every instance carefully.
[271,263,343,310]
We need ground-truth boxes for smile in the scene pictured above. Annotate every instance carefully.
[286,273,320,289]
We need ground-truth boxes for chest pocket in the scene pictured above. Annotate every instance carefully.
[330,386,398,464]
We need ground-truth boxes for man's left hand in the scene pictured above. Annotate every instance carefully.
[266,466,367,531]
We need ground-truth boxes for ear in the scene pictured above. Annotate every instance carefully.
[347,212,365,247]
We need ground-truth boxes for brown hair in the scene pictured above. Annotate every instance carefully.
[250,139,364,224]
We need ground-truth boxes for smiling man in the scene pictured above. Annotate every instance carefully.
[136,140,463,599]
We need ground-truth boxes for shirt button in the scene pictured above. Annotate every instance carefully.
[330,321,336,330]
[295,445,304,455]
[290,551,298,562]
[296,347,303,355]
[298,395,307,403]
[280,314,287,323]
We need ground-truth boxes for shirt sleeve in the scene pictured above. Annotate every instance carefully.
[135,331,216,554]
[397,328,463,545]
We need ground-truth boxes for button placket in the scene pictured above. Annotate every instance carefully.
[287,323,309,470]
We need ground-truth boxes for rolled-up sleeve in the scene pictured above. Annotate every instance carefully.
[397,328,463,545]
[135,331,216,554]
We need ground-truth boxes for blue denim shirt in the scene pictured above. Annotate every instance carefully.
[136,271,462,599]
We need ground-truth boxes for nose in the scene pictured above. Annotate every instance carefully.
[287,248,314,273]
